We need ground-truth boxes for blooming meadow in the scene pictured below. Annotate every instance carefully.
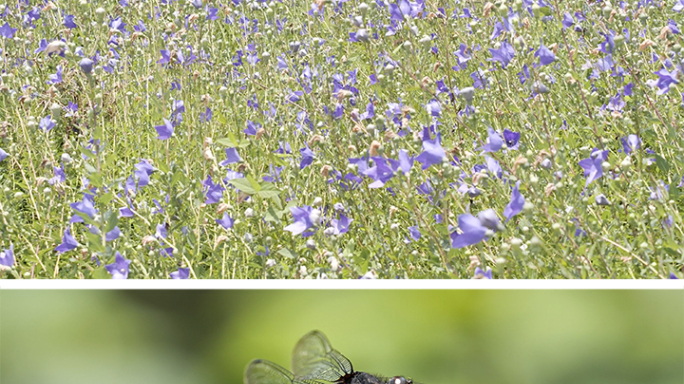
[0,0,683,279]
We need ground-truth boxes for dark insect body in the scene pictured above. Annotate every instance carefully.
[245,331,414,384]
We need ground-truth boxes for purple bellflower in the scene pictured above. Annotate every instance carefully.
[155,118,174,140]
[284,205,317,236]
[621,134,640,154]
[481,127,503,153]
[578,149,609,187]
[219,148,242,166]
[488,40,516,69]
[535,41,556,66]
[105,252,131,279]
[216,212,234,229]
[0,22,16,38]
[450,213,488,248]
[0,244,14,268]
[474,267,493,279]
[171,267,190,279]
[55,227,79,253]
[503,129,520,150]
[330,214,353,235]
[503,181,525,221]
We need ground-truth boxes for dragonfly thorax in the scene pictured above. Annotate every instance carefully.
[348,372,386,384]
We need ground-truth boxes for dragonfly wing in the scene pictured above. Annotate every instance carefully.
[291,331,354,381]
[245,359,323,384]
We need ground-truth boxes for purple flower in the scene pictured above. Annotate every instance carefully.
[477,209,501,232]
[453,43,472,71]
[244,120,261,136]
[70,196,97,219]
[158,49,171,65]
[503,181,525,222]
[39,115,55,131]
[474,267,492,279]
[64,15,77,29]
[155,223,168,239]
[216,212,234,229]
[578,149,608,187]
[670,272,679,279]
[0,244,14,268]
[204,176,224,204]
[105,252,131,279]
[284,205,317,236]
[362,157,395,188]
[481,127,503,153]
[219,147,242,166]
[388,0,411,22]
[488,40,516,69]
[562,13,575,30]
[646,68,679,95]
[415,137,446,170]
[155,118,174,140]
[675,0,684,12]
[105,227,121,242]
[0,148,7,162]
[55,227,79,253]
[286,90,304,103]
[47,65,63,85]
[450,213,488,248]
[48,163,66,185]
[485,156,502,179]
[0,22,16,39]
[535,42,556,66]
[398,149,414,175]
[330,214,352,235]
[503,129,520,150]
[300,145,315,169]
[160,247,173,258]
[134,159,155,189]
[408,226,421,241]
[170,267,190,279]
[79,58,94,75]
[426,99,441,118]
[621,134,640,154]
[200,107,212,123]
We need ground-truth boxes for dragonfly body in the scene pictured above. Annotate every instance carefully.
[344,372,387,384]
[244,331,414,384]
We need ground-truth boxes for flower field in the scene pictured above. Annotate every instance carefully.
[1,0,683,278]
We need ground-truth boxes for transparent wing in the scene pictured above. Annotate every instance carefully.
[246,359,326,384]
[291,331,354,381]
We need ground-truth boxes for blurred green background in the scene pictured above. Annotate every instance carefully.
[1,290,682,384]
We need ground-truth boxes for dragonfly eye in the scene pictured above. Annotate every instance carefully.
[389,376,408,384]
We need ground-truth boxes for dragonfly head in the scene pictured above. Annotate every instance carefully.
[388,377,412,384]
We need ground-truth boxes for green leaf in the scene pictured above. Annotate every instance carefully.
[89,172,104,188]
[91,267,110,279]
[79,146,94,159]
[278,248,297,259]
[84,231,105,252]
[654,155,670,173]
[258,183,280,199]
[246,175,262,192]
[99,191,114,206]
[104,211,119,233]
[215,138,235,147]
[270,193,283,210]
[171,169,187,186]
[228,178,257,194]
[264,207,282,223]
[84,163,97,174]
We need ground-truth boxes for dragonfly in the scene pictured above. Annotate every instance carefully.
[245,331,415,384]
